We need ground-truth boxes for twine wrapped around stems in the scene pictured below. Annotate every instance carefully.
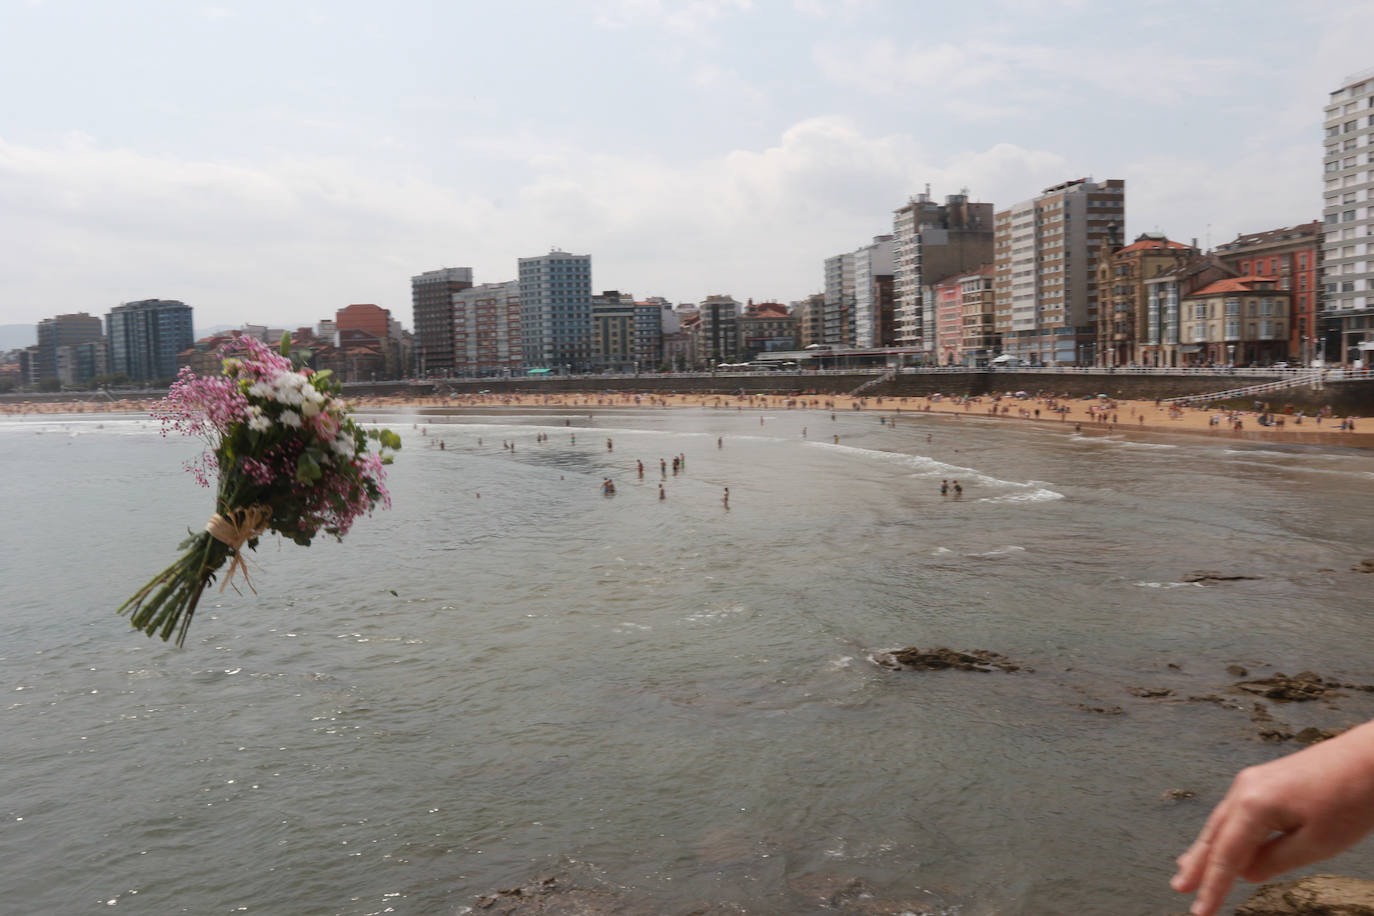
[205,505,272,593]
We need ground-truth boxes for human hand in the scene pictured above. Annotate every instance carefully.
[1172,721,1374,915]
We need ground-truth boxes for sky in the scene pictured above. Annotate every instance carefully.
[2,0,1373,334]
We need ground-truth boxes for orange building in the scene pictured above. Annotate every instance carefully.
[335,304,391,341]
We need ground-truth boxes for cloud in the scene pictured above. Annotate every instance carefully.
[0,120,1080,325]
[813,37,1251,112]
[592,0,753,35]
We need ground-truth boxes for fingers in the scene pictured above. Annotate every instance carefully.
[1187,809,1279,916]
[1173,804,1229,893]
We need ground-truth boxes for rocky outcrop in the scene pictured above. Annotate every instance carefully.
[1182,571,1263,585]
[1236,874,1374,915]
[872,647,1023,673]
[1235,671,1332,701]
[1352,559,1374,574]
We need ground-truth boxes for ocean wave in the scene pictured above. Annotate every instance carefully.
[968,545,1028,558]
[977,488,1064,504]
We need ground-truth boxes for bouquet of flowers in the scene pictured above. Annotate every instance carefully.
[119,335,400,646]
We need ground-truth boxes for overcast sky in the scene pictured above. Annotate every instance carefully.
[2,0,1372,332]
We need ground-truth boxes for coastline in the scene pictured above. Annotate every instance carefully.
[4,388,1371,449]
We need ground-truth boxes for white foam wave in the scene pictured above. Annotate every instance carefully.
[1135,581,1197,589]
[968,545,1028,558]
[977,488,1064,504]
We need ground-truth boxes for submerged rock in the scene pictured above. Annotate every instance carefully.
[1181,570,1263,585]
[1352,558,1374,574]
[1128,686,1175,698]
[1295,726,1346,745]
[1236,874,1374,915]
[1236,671,1331,701]
[873,647,1022,673]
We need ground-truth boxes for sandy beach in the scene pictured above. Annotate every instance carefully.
[4,388,1371,449]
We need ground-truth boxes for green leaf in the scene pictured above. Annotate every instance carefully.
[279,332,291,357]
[296,452,322,484]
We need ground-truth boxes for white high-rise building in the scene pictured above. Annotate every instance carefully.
[822,251,856,346]
[518,250,592,372]
[852,235,894,348]
[1322,68,1374,365]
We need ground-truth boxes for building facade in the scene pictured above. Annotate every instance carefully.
[633,297,673,370]
[518,251,593,372]
[994,178,1125,365]
[958,265,998,367]
[822,252,855,346]
[1095,233,1195,367]
[932,276,965,365]
[452,281,521,376]
[739,301,798,359]
[794,293,825,348]
[1323,69,1374,365]
[35,312,104,383]
[411,267,474,376]
[852,236,894,347]
[591,290,636,372]
[106,299,194,382]
[892,191,995,355]
[1141,256,1237,368]
[1215,222,1321,364]
[697,295,742,365]
[1180,277,1291,366]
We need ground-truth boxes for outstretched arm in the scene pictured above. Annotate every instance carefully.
[1172,720,1374,915]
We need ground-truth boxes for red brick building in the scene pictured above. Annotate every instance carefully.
[1213,222,1321,364]
[335,304,392,341]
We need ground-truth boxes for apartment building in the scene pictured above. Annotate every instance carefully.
[452,281,521,376]
[35,312,104,383]
[958,265,998,367]
[591,290,636,372]
[892,191,994,355]
[411,267,474,376]
[1179,277,1292,366]
[994,178,1125,365]
[1141,255,1237,368]
[697,294,742,364]
[1323,69,1374,365]
[518,251,593,372]
[1215,222,1321,364]
[1094,233,1195,367]
[106,298,194,383]
[822,251,856,346]
[852,236,894,347]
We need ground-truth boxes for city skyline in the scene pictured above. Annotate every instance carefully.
[1,0,1372,329]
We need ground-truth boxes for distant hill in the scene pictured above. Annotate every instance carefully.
[0,324,35,351]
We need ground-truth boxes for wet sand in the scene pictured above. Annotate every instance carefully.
[4,389,1371,449]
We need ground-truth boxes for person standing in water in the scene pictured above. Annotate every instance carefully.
[658,484,665,500]
[722,487,729,508]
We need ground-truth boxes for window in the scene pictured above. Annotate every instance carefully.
[1225,319,1240,340]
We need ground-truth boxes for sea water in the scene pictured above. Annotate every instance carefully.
[3,405,1373,915]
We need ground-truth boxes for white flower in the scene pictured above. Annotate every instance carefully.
[279,410,302,428]
[300,399,320,418]
[247,413,272,433]
[331,436,354,458]
[247,381,273,400]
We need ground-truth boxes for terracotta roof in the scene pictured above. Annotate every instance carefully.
[1115,237,1192,255]
[1186,276,1284,297]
